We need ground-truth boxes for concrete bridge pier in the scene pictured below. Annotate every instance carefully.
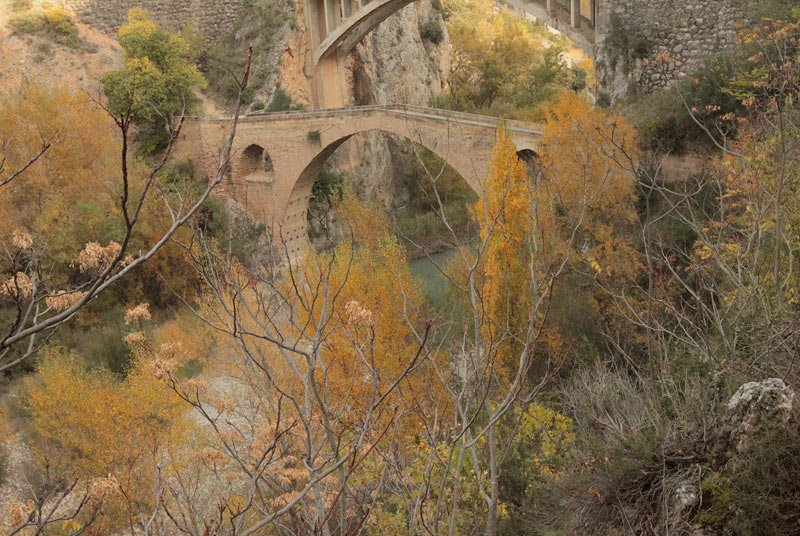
[313,56,348,108]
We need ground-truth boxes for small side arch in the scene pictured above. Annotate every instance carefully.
[235,144,275,183]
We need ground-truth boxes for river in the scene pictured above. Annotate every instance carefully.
[409,248,458,303]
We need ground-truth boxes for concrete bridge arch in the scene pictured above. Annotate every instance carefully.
[177,105,543,257]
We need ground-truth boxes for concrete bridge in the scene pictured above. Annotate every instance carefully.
[176,105,543,256]
[309,0,416,64]
[302,0,429,107]
[500,0,598,54]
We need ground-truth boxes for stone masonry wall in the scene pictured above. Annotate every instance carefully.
[58,0,246,34]
[595,0,759,99]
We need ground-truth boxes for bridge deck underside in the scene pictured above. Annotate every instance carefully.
[313,0,416,63]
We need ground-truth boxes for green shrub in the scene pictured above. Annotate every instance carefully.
[268,86,293,112]
[602,14,650,75]
[307,130,321,143]
[630,53,740,153]
[10,6,82,48]
[307,170,347,241]
[53,318,133,375]
[11,0,32,12]
[311,169,345,207]
[195,196,270,269]
[420,19,445,44]
[698,418,800,536]
[200,0,288,106]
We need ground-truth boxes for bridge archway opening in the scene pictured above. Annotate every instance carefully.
[283,131,482,257]
[236,144,275,183]
[516,148,542,181]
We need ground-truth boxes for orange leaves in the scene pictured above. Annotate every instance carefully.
[77,241,124,273]
[471,94,641,365]
[24,348,186,479]
[0,84,119,248]
[542,93,640,281]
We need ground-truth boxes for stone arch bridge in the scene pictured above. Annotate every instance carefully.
[176,105,543,257]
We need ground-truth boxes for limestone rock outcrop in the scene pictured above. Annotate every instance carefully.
[721,377,795,456]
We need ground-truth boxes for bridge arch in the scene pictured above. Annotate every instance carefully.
[281,126,486,256]
[176,106,543,259]
[235,143,275,183]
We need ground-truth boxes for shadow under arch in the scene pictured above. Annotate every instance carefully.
[235,143,275,183]
[279,128,487,257]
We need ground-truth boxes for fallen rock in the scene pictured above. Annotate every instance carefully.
[723,378,794,455]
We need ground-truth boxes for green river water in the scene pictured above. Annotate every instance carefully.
[409,248,458,303]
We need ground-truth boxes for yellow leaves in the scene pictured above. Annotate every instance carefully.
[332,187,391,251]
[0,84,119,250]
[472,95,641,363]
[118,7,161,43]
[24,348,186,479]
[521,403,575,461]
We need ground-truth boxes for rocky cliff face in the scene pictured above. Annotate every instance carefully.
[327,1,450,207]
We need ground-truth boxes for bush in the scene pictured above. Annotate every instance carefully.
[268,86,293,112]
[698,417,800,536]
[11,0,31,11]
[307,170,347,241]
[630,53,740,153]
[10,6,82,48]
[420,19,445,44]
[307,130,321,143]
[54,318,133,374]
[525,362,726,535]
[602,14,651,75]
[200,0,288,106]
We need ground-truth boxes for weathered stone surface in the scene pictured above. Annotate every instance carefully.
[58,0,450,210]
[673,483,699,514]
[329,0,449,206]
[722,378,795,455]
[594,0,763,98]
[58,0,246,34]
